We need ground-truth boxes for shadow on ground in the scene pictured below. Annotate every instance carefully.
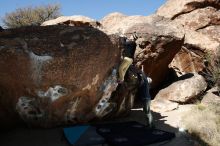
[0,107,194,146]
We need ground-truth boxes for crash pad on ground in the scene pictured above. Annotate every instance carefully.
[63,121,175,146]
[63,125,105,146]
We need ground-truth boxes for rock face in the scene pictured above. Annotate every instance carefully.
[101,13,185,88]
[151,73,207,112]
[156,0,220,19]
[169,46,205,76]
[198,25,220,42]
[157,0,220,75]
[173,7,220,31]
[155,73,207,103]
[151,99,179,112]
[41,15,101,28]
[0,26,126,128]
[202,87,220,105]
[100,12,127,34]
[0,12,186,128]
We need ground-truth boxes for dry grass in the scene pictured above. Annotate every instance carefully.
[181,103,220,146]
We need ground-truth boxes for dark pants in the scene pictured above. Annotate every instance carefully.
[138,71,151,101]
[138,71,153,127]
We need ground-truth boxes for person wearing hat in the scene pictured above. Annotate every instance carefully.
[118,34,138,83]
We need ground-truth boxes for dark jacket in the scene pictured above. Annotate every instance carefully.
[137,71,151,101]
[123,40,137,59]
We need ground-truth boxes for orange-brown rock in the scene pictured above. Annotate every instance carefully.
[0,26,124,128]
[169,47,205,76]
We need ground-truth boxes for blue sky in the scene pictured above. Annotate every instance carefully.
[0,0,166,21]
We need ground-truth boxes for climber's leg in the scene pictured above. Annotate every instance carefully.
[118,57,133,83]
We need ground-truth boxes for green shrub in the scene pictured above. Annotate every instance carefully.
[2,4,61,28]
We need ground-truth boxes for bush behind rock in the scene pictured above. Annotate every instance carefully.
[2,4,61,28]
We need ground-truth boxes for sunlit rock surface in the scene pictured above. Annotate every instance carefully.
[157,0,220,75]
[41,15,101,28]
[101,13,185,88]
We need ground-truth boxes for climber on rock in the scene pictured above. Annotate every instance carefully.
[118,33,138,84]
[118,33,153,128]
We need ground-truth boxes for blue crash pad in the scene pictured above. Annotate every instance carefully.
[63,121,175,146]
[63,125,105,146]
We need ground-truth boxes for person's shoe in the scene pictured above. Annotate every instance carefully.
[145,112,154,128]
[143,100,154,128]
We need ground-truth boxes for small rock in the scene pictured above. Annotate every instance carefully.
[202,87,220,105]
[154,73,207,103]
[151,99,179,112]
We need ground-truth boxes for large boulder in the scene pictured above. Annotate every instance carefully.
[151,99,179,112]
[151,73,207,112]
[155,73,207,102]
[0,26,127,128]
[201,87,220,105]
[169,47,205,76]
[156,0,220,19]
[198,25,220,42]
[100,12,127,34]
[101,13,185,88]
[157,0,220,75]
[172,7,220,31]
[41,15,101,28]
[169,29,220,75]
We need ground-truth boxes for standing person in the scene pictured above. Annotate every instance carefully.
[137,67,153,128]
[118,34,138,83]
[0,26,3,31]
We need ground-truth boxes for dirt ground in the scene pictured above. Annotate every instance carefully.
[0,105,196,146]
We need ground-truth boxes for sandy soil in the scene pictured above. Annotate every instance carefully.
[0,105,196,146]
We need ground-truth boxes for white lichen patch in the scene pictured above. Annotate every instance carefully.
[65,97,81,123]
[16,96,44,122]
[82,84,92,90]
[0,46,5,50]
[92,74,99,85]
[37,85,68,102]
[82,74,100,91]
[60,42,64,47]
[94,69,118,117]
[29,52,52,85]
